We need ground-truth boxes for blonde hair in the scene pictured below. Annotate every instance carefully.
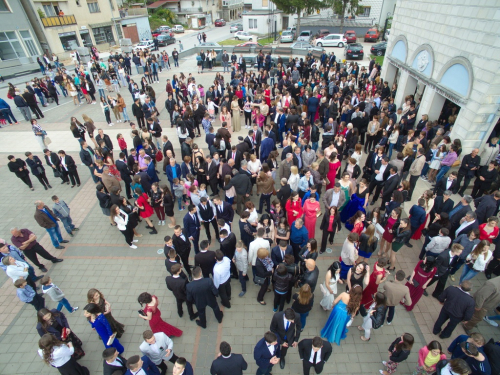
[290,166,298,175]
[257,248,269,259]
[364,224,376,245]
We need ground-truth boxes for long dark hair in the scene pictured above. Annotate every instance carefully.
[395,333,415,352]
[421,256,436,273]
[426,340,443,354]
[161,184,173,198]
[347,285,362,315]
[37,308,61,333]
[437,212,450,228]
[347,210,364,225]
[39,333,64,365]
[327,261,341,277]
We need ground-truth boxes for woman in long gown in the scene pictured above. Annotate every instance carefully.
[87,288,125,338]
[320,285,362,345]
[302,194,320,238]
[231,96,241,132]
[83,303,124,353]
[320,261,342,310]
[360,258,389,309]
[379,207,402,256]
[220,106,232,133]
[326,153,341,190]
[338,172,353,212]
[341,178,369,223]
[411,190,434,240]
[285,192,303,225]
[138,292,183,337]
[345,211,365,234]
[404,257,437,312]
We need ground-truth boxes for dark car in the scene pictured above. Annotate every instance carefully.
[157,34,176,46]
[315,29,330,38]
[345,43,364,60]
[370,41,387,56]
[214,19,226,27]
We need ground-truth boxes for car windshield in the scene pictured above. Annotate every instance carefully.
[282,31,292,35]
[367,31,376,34]
[300,32,310,36]
[346,33,355,36]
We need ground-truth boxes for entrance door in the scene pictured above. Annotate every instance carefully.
[122,24,139,43]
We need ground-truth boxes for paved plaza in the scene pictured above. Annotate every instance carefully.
[0,54,496,375]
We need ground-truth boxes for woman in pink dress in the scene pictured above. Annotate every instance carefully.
[138,292,183,337]
[326,153,341,190]
[303,194,320,238]
[404,257,437,312]
[360,258,389,308]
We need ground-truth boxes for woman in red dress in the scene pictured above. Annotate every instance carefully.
[379,208,402,257]
[264,84,271,107]
[138,292,183,337]
[478,217,499,243]
[360,258,389,308]
[346,211,365,234]
[404,257,437,312]
[285,192,303,225]
[135,191,157,234]
[326,153,341,190]
[302,194,320,238]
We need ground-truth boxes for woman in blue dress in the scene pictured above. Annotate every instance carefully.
[83,303,124,354]
[320,285,363,345]
[341,178,369,223]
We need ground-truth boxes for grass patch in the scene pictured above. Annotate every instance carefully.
[219,36,275,46]
[370,54,385,66]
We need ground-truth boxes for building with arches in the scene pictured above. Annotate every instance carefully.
[380,0,500,153]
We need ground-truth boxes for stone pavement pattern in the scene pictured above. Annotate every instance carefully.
[0,54,496,375]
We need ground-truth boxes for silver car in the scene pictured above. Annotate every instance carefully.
[230,23,243,33]
[297,30,312,42]
[290,41,323,52]
[280,30,294,43]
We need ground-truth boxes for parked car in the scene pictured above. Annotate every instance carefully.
[199,42,221,48]
[230,23,243,33]
[214,19,226,27]
[134,40,154,51]
[157,34,176,46]
[370,41,387,56]
[364,28,380,42]
[315,34,347,47]
[344,30,356,43]
[345,43,364,60]
[236,41,263,47]
[290,41,323,53]
[315,29,330,39]
[280,30,294,43]
[159,25,171,32]
[297,30,313,42]
[172,25,185,33]
[152,29,163,37]
[234,31,255,41]
[285,27,297,37]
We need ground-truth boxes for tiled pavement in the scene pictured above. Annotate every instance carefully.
[0,58,498,375]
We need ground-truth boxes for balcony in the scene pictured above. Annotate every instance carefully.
[222,0,243,7]
[41,15,77,27]
[120,8,148,17]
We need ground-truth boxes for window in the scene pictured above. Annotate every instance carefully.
[87,0,100,13]
[249,19,257,29]
[59,31,80,50]
[360,6,370,17]
[262,0,268,7]
[0,0,10,12]
[19,30,38,56]
[0,31,26,61]
[42,3,56,16]
[92,26,114,44]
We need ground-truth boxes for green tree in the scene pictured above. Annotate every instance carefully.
[329,0,360,33]
[154,8,176,23]
[272,0,327,34]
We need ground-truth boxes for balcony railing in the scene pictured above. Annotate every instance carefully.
[41,15,77,27]
[121,8,148,17]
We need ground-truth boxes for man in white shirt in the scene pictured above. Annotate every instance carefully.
[368,157,389,205]
[103,347,127,375]
[454,212,478,239]
[321,183,346,212]
[298,336,333,375]
[213,250,231,309]
[140,330,177,375]
[248,229,270,283]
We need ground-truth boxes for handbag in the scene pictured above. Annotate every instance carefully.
[44,136,52,145]
[254,275,266,285]
[54,169,62,178]
[407,276,419,288]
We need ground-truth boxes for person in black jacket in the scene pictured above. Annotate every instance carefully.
[474,192,500,224]
[172,226,193,279]
[433,281,475,339]
[95,129,114,152]
[102,348,127,375]
[116,152,133,199]
[194,240,215,278]
[57,150,80,187]
[210,341,248,375]
[297,337,332,375]
[270,308,301,369]
[319,206,341,254]
[471,161,499,198]
[219,230,238,278]
[276,178,292,208]
[223,168,252,215]
[166,263,198,320]
[429,191,454,224]
[132,98,145,128]
[22,88,44,119]
[25,152,51,190]
[186,266,223,329]
[79,140,100,183]
[7,155,33,190]
[454,149,480,195]
[380,333,414,375]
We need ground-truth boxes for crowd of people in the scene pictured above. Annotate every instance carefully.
[2,42,500,375]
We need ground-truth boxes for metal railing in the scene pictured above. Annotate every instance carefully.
[121,8,148,17]
[41,15,77,27]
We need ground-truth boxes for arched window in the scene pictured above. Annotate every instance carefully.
[439,59,473,98]
[390,37,407,63]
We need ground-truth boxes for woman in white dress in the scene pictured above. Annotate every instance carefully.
[320,261,342,310]
[38,334,89,375]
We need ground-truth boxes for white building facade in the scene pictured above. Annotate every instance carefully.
[381,0,500,153]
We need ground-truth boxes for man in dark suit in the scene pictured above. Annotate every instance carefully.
[198,197,219,243]
[379,165,399,209]
[43,148,68,183]
[133,165,152,194]
[433,281,475,339]
[227,146,243,171]
[454,148,480,195]
[449,195,473,234]
[194,240,215,278]
[95,129,114,152]
[281,140,293,161]
[206,155,219,196]
[369,157,390,205]
[474,191,500,224]
[162,135,175,158]
[426,243,463,299]
[260,131,274,162]
[243,131,254,153]
[434,171,458,196]
[252,124,262,158]
[223,168,252,216]
[125,355,160,375]
[172,226,192,279]
[186,266,223,329]
[219,229,238,278]
[183,205,201,254]
[116,152,134,199]
[103,347,127,375]
[166,263,198,320]
[57,150,80,187]
[127,148,138,170]
[212,197,234,226]
[407,199,427,247]
[79,141,99,183]
[271,241,293,269]
[236,136,251,155]
[298,337,333,375]
[429,190,454,223]
[270,308,301,369]
[210,341,248,375]
[254,331,281,375]
[452,211,479,240]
